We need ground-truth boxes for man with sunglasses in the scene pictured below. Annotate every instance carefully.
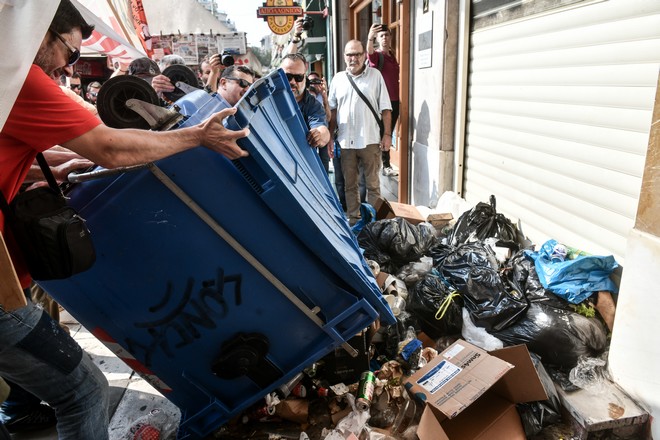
[85,81,101,106]
[280,53,330,150]
[217,65,256,107]
[0,1,249,438]
[68,72,82,96]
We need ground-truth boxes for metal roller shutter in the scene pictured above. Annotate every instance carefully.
[463,0,660,262]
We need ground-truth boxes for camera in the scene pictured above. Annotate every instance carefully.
[302,15,314,31]
[221,51,235,67]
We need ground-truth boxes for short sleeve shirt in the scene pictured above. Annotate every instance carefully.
[0,64,101,286]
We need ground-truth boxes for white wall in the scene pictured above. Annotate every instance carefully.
[410,0,449,208]
[609,229,660,439]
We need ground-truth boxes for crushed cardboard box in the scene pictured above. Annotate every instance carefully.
[374,197,425,224]
[404,340,547,440]
[426,212,453,229]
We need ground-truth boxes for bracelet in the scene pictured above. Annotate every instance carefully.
[384,133,392,136]
[291,37,301,44]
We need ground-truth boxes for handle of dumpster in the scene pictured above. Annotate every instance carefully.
[67,163,152,183]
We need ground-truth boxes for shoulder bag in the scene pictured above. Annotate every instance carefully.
[0,153,95,280]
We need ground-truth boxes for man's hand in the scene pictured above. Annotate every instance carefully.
[198,108,250,160]
[52,158,95,182]
[380,134,392,152]
[151,74,175,94]
[368,23,381,42]
[208,54,224,73]
[307,126,330,148]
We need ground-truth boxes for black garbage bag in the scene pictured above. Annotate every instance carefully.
[447,195,530,251]
[407,273,464,339]
[503,250,571,309]
[357,218,437,273]
[436,242,528,332]
[516,352,562,437]
[491,302,608,371]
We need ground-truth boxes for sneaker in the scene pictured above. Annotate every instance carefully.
[4,404,57,433]
[382,166,398,177]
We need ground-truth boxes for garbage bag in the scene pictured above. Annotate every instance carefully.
[516,351,562,437]
[569,354,609,394]
[503,251,572,310]
[407,273,463,339]
[491,302,608,371]
[436,242,528,332]
[461,307,503,351]
[446,195,529,251]
[525,239,619,304]
[357,218,437,273]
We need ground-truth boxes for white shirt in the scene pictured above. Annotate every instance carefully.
[328,66,391,149]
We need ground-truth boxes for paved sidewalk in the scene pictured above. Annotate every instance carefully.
[10,311,180,440]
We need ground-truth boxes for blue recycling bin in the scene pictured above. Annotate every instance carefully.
[39,70,394,439]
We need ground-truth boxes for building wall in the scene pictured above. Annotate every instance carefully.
[461,0,660,263]
[409,0,456,207]
[609,74,660,440]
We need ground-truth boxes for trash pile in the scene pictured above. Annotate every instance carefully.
[210,194,619,440]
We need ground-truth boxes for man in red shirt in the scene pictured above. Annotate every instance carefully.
[0,1,249,437]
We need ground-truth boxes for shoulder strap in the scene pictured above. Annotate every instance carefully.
[346,74,384,134]
[377,52,384,71]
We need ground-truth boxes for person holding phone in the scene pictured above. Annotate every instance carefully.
[367,23,400,177]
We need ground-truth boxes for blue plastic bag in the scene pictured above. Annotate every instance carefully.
[351,203,377,235]
[525,239,618,304]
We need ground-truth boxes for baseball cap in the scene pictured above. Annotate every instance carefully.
[128,57,161,78]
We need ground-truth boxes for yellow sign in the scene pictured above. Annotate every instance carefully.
[257,0,303,35]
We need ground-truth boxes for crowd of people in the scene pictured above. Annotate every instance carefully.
[0,1,400,437]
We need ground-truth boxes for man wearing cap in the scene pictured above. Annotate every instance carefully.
[0,1,249,438]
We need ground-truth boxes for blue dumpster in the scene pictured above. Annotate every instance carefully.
[40,70,394,439]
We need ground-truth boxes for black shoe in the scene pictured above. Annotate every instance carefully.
[4,404,56,433]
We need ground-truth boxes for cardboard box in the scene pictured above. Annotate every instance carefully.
[404,340,547,440]
[374,197,425,224]
[426,212,453,229]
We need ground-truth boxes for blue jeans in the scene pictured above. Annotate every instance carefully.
[0,301,109,439]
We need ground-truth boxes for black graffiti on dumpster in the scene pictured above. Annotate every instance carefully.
[125,268,242,366]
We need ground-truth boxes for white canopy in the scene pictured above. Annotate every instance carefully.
[142,0,232,35]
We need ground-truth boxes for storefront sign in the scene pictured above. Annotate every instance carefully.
[257,0,303,35]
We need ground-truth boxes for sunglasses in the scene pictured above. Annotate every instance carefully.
[51,29,80,66]
[225,77,252,88]
[285,73,306,83]
[69,84,82,90]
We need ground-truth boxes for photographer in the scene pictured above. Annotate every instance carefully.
[367,23,400,177]
[203,52,235,93]
[286,16,312,55]
[307,71,332,174]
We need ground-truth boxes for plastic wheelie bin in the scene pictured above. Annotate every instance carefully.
[39,69,394,438]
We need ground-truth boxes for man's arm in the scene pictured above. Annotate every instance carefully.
[25,149,94,183]
[380,109,392,151]
[285,18,305,55]
[367,24,381,55]
[62,107,249,168]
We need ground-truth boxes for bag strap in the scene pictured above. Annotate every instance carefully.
[377,52,384,71]
[346,73,384,135]
[0,153,62,214]
[35,153,62,194]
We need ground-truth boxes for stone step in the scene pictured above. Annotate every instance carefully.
[555,379,649,439]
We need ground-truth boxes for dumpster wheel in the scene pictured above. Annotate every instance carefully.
[162,64,200,102]
[97,75,160,130]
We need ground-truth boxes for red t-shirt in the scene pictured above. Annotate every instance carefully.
[0,64,101,287]
[367,51,400,101]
